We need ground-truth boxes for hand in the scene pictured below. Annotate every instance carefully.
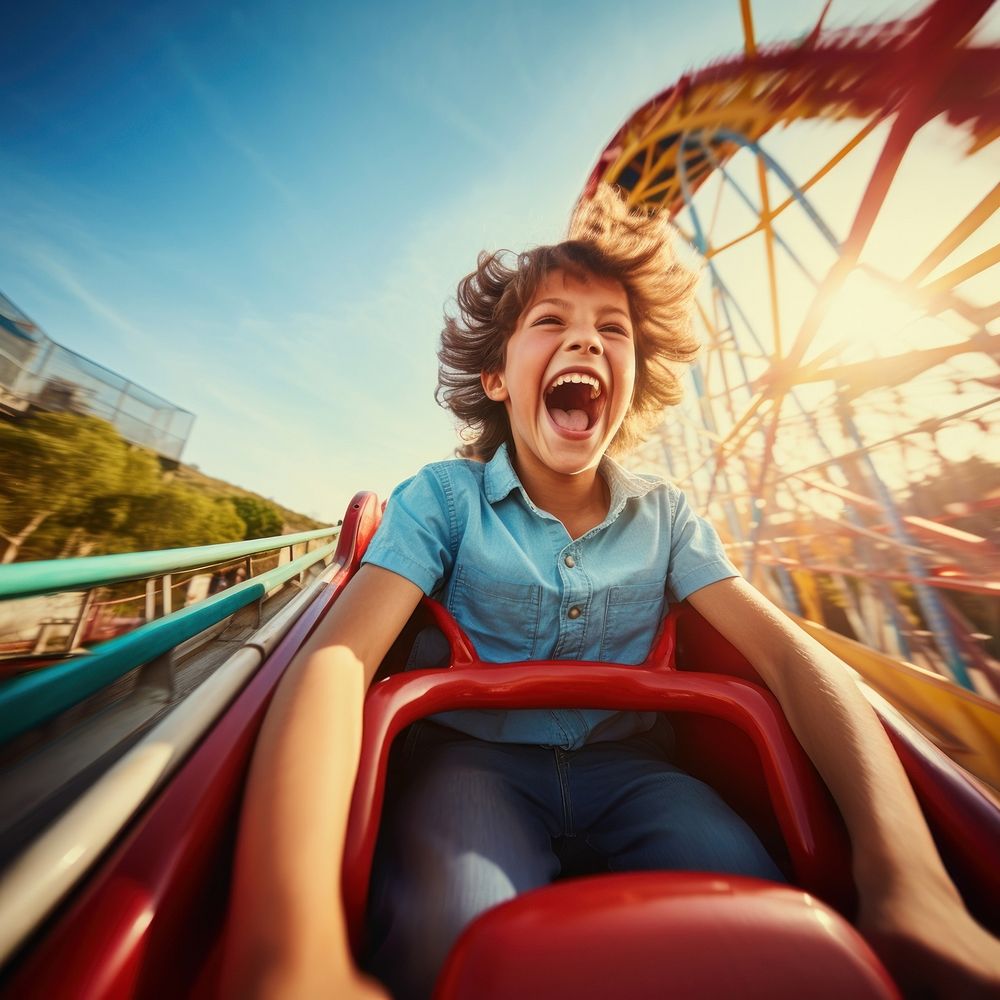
[859,887,1000,999]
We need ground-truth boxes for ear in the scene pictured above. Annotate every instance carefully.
[481,371,508,402]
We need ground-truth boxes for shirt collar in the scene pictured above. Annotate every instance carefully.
[484,442,660,510]
[483,442,522,503]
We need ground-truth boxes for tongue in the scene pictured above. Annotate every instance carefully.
[551,408,589,432]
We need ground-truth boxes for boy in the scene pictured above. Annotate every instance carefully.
[221,188,1000,999]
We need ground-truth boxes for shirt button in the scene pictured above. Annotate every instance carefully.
[564,555,576,568]
[568,606,581,619]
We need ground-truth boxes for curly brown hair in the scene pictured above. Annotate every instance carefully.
[436,184,700,460]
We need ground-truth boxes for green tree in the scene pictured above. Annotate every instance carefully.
[230,496,283,540]
[0,413,129,563]
[202,497,248,547]
[53,446,165,558]
[119,487,246,551]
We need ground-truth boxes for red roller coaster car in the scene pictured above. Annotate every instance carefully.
[1,491,997,999]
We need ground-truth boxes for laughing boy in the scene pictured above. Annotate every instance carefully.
[222,187,1000,1000]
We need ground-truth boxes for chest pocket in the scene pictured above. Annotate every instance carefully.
[447,562,542,662]
[599,581,666,664]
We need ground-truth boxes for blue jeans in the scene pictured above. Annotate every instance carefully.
[365,720,784,1000]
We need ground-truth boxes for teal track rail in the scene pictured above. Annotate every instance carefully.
[0,540,337,743]
[0,527,338,600]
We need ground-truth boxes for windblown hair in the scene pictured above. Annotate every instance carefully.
[436,185,700,460]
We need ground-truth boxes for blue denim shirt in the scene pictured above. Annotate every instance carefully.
[361,443,739,749]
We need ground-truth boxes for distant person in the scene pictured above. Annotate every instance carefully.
[221,187,1000,999]
[208,565,245,594]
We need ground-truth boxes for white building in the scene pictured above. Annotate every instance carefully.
[0,291,194,463]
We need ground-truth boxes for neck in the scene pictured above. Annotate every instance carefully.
[510,446,610,539]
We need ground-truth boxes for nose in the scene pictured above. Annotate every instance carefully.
[567,325,604,356]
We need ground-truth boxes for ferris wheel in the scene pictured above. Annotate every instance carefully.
[582,0,1000,748]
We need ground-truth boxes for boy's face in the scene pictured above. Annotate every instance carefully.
[482,268,635,478]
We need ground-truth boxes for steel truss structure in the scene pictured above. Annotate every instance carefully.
[584,0,1000,706]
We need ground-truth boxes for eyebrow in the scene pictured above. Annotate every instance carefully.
[530,298,632,322]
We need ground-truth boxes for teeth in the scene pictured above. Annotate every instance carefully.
[545,372,602,399]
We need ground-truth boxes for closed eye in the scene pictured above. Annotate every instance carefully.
[601,324,630,336]
[532,315,564,326]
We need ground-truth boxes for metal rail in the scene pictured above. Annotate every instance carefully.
[0,525,338,600]
[0,539,338,742]
[0,559,345,965]
[0,491,380,969]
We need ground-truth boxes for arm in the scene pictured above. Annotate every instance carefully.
[219,564,423,999]
[688,577,1000,997]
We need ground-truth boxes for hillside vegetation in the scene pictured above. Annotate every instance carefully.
[171,463,324,535]
[0,412,327,563]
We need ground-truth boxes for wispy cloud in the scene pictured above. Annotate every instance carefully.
[165,40,301,210]
[395,78,508,158]
[23,245,148,343]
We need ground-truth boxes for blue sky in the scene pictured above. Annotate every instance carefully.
[1,0,924,522]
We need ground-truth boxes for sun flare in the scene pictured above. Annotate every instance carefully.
[814,269,928,359]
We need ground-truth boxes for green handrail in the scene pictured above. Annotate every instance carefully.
[0,540,338,742]
[0,527,338,600]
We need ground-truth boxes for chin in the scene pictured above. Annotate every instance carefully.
[544,440,607,475]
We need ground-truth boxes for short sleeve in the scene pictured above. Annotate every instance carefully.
[666,487,740,601]
[361,464,456,595]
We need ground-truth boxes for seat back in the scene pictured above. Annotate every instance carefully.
[343,600,854,953]
[435,873,900,1000]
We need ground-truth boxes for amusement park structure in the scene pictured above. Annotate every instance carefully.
[586,0,1000,782]
[0,1,998,997]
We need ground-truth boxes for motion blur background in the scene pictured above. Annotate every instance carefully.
[6,0,985,521]
[1,0,997,686]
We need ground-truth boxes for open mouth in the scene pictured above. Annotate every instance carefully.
[543,371,606,433]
